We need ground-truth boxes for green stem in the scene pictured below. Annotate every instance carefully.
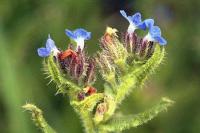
[22,104,56,133]
[105,73,117,92]
[115,75,137,104]
[70,93,104,133]
[81,112,96,133]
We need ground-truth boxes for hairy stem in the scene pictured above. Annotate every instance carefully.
[22,104,56,133]
[81,112,96,133]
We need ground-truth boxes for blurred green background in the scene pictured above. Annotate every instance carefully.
[0,0,200,133]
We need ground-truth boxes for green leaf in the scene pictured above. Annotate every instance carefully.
[22,103,56,133]
[115,45,165,104]
[99,97,174,132]
[133,45,165,82]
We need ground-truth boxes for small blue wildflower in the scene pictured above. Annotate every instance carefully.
[65,28,91,51]
[120,10,146,33]
[37,35,59,57]
[143,19,167,45]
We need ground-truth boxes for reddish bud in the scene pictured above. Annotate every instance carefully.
[84,86,97,96]
[103,27,118,44]
[59,49,77,60]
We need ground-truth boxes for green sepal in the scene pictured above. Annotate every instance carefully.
[93,95,116,125]
[102,96,116,122]
[44,54,81,94]
[71,93,104,112]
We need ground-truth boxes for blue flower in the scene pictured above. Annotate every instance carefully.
[120,10,146,33]
[37,35,59,57]
[143,19,167,45]
[65,28,91,50]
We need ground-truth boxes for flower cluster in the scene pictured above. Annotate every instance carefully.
[38,29,95,87]
[37,10,167,99]
[31,10,173,133]
[120,10,167,59]
[120,10,166,45]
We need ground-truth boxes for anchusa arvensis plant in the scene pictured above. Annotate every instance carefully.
[23,10,173,133]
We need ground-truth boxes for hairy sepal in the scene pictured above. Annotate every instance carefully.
[43,54,81,94]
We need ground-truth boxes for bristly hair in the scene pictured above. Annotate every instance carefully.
[58,49,96,86]
[122,32,156,60]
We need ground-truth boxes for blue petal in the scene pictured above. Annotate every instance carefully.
[46,35,56,50]
[154,36,167,45]
[144,19,154,29]
[120,10,142,25]
[120,10,146,31]
[37,47,51,57]
[65,29,77,40]
[131,12,142,25]
[74,28,91,40]
[137,22,147,30]
[120,10,129,20]
[150,26,161,37]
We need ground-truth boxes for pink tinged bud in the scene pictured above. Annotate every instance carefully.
[85,60,96,84]
[124,32,138,53]
[96,102,108,115]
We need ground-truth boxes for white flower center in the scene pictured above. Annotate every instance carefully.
[52,48,60,56]
[144,33,154,42]
[127,23,137,34]
[75,37,85,51]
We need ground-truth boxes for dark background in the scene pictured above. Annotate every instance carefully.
[0,0,200,133]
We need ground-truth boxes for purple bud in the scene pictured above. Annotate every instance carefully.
[77,92,85,101]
